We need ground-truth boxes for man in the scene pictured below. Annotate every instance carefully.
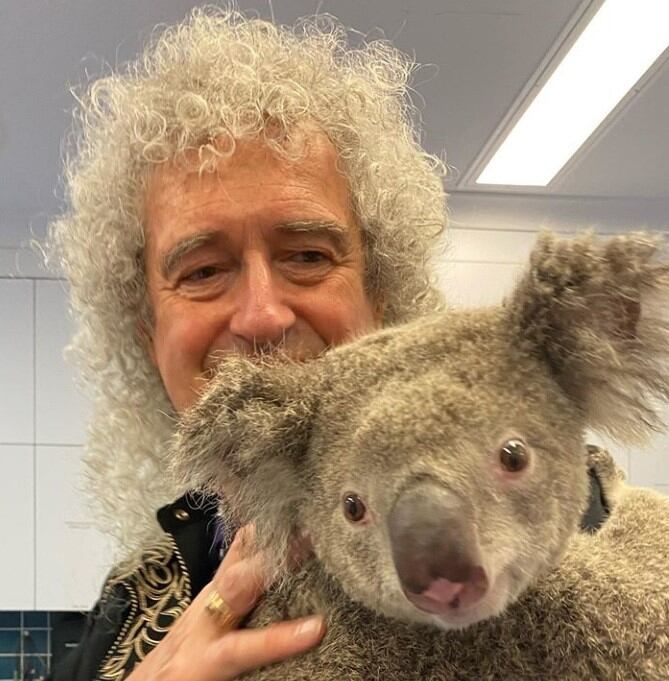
[46,8,607,681]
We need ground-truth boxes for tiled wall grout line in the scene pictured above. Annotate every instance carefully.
[0,612,53,678]
[33,280,38,615]
[20,610,24,680]
[0,443,83,447]
[47,612,51,671]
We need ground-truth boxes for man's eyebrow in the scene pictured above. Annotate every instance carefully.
[161,231,219,280]
[275,220,349,254]
[160,220,351,280]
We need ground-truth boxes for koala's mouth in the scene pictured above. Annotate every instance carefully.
[400,566,519,630]
[402,565,489,616]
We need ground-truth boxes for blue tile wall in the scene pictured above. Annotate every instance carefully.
[0,612,51,680]
[0,658,17,680]
[0,614,19,629]
[22,614,47,629]
[0,630,20,654]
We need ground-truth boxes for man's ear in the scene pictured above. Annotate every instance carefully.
[507,231,669,443]
[169,355,317,566]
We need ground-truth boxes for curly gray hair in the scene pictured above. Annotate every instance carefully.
[45,6,448,560]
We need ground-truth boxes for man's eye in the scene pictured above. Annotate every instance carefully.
[181,266,221,283]
[289,251,330,264]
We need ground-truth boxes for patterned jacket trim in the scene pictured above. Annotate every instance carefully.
[96,534,192,680]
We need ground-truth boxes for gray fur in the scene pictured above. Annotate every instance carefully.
[170,231,669,680]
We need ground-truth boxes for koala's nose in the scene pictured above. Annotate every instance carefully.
[388,481,489,614]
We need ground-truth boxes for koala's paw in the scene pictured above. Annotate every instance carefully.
[585,444,629,509]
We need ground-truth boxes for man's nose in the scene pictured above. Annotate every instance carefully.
[228,256,296,349]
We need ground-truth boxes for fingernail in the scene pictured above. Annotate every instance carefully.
[294,616,324,639]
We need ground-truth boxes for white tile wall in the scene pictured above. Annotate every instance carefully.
[0,246,53,279]
[445,228,537,264]
[35,280,88,444]
[629,442,669,489]
[0,445,34,610]
[0,279,34,443]
[436,260,524,307]
[0,253,103,610]
[35,446,114,611]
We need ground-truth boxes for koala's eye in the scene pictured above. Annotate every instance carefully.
[499,439,529,473]
[343,493,367,523]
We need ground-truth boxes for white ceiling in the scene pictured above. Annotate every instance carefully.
[1,0,667,249]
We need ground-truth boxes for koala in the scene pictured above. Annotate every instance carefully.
[171,232,669,680]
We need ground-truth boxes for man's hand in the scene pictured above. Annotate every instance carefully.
[125,525,325,680]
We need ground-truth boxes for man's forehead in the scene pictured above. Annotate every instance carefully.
[142,131,350,244]
[142,128,359,263]
[146,127,340,190]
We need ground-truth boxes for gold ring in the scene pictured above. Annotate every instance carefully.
[205,588,243,630]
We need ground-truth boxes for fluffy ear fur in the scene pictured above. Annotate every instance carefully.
[169,355,317,572]
[507,231,669,443]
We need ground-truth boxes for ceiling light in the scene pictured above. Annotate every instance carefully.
[476,0,669,187]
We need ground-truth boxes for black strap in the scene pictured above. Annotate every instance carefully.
[580,467,610,533]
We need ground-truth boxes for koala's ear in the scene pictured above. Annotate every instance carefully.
[169,355,317,562]
[507,231,669,443]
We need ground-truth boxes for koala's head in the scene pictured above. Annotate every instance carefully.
[170,232,669,631]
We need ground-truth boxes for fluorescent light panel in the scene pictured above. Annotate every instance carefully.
[476,0,669,187]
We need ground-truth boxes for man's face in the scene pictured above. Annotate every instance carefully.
[143,132,381,412]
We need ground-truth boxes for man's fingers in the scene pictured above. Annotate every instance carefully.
[215,552,270,614]
[211,616,326,681]
[206,524,269,618]
[125,522,325,681]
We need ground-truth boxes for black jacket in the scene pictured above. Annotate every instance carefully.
[49,492,222,681]
[48,474,609,681]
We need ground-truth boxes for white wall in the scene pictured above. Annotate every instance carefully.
[1,228,668,610]
[0,444,34,609]
[0,252,113,611]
